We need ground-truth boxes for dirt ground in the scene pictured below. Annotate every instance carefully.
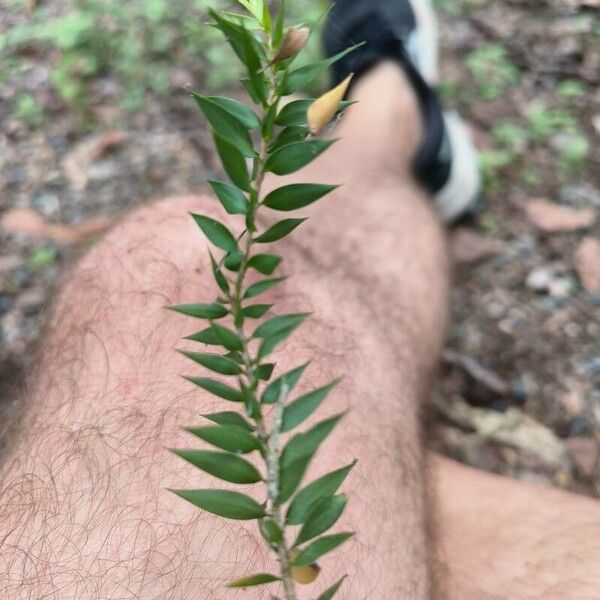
[1,0,599,495]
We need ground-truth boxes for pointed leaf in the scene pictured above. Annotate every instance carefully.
[180,351,241,375]
[292,533,354,566]
[257,318,307,359]
[286,461,356,525]
[210,9,262,73]
[244,277,286,299]
[224,250,244,272]
[282,379,340,433]
[256,362,275,380]
[281,44,363,95]
[247,253,281,275]
[209,251,230,294]
[269,125,309,152]
[259,517,284,546]
[192,213,239,253]
[278,414,344,504]
[168,303,228,319]
[173,449,261,484]
[186,327,220,345]
[295,494,348,545]
[211,323,244,351]
[193,94,256,157]
[209,181,249,215]
[205,96,260,129]
[229,573,280,588]
[253,313,309,339]
[186,376,243,402]
[186,425,260,453]
[203,411,254,430]
[172,488,265,519]
[263,183,338,211]
[262,362,310,404]
[275,99,313,126]
[254,218,306,243]
[265,140,334,176]
[241,73,268,105]
[242,303,273,319]
[317,575,348,600]
[214,134,251,191]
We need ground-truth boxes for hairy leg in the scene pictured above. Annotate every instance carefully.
[432,456,600,600]
[0,64,448,599]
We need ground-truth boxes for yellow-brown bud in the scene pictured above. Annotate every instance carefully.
[307,74,354,135]
[288,549,320,584]
[272,27,310,63]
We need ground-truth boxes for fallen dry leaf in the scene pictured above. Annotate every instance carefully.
[450,228,504,264]
[1,207,113,244]
[525,198,596,232]
[574,237,600,292]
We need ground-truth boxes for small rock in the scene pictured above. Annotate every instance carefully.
[526,266,554,292]
[17,287,46,315]
[567,415,591,437]
[566,437,597,477]
[450,228,504,264]
[574,237,600,293]
[525,198,596,232]
[548,276,575,298]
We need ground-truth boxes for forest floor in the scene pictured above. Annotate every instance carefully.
[1,0,599,495]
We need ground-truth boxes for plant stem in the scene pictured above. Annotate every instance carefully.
[224,48,297,599]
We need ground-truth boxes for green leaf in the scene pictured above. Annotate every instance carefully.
[282,379,340,433]
[247,253,281,275]
[269,125,309,152]
[205,96,260,129]
[275,99,313,126]
[244,277,286,299]
[179,351,241,376]
[272,0,285,47]
[278,414,344,504]
[256,362,275,380]
[203,411,254,430]
[168,303,228,320]
[172,488,265,520]
[242,303,273,319]
[263,183,338,212]
[192,213,239,253]
[211,323,244,352]
[286,461,356,525]
[214,134,251,191]
[193,94,256,157]
[224,250,244,272]
[185,376,243,402]
[259,517,284,546]
[208,181,249,215]
[257,318,308,360]
[281,44,363,95]
[210,9,262,74]
[295,494,348,545]
[254,218,306,243]
[186,327,220,345]
[262,362,309,404]
[241,73,268,105]
[253,313,309,339]
[317,575,348,600]
[228,573,280,588]
[293,533,354,566]
[173,449,261,484]
[209,251,230,294]
[265,140,335,176]
[186,425,260,453]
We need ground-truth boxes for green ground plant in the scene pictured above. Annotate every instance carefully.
[167,2,356,598]
[1,0,328,118]
[466,42,520,101]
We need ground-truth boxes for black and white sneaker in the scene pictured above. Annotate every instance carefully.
[323,0,481,223]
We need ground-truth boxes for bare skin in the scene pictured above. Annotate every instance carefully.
[1,62,599,599]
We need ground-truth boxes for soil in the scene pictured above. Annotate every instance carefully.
[1,1,599,494]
